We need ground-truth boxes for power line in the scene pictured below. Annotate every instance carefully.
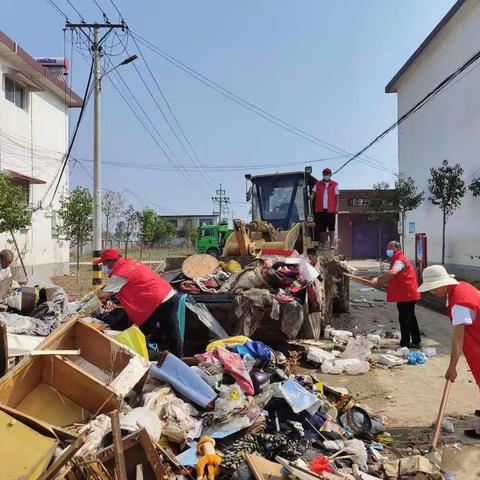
[45,0,69,19]
[130,31,394,175]
[333,47,480,175]
[130,32,215,188]
[63,0,84,19]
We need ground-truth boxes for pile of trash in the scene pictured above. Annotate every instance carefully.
[0,316,446,480]
[297,326,434,377]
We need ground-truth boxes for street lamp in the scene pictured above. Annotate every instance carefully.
[91,49,138,288]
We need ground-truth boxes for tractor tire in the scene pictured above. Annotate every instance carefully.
[206,248,221,259]
[333,272,350,314]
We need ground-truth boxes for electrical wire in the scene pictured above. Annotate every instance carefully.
[130,32,216,188]
[333,47,480,175]
[63,0,84,19]
[44,58,95,206]
[45,0,69,20]
[130,31,394,174]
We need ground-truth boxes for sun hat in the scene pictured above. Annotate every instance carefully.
[417,265,459,293]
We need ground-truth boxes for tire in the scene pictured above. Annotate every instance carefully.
[206,248,220,259]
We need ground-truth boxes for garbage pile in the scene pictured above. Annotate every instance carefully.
[164,251,349,342]
[0,319,444,480]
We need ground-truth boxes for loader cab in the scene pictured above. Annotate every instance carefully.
[248,171,316,230]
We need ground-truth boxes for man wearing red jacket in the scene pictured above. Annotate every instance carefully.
[373,241,421,349]
[94,248,183,357]
[418,265,480,439]
[310,167,339,248]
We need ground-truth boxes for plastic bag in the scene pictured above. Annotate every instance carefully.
[342,337,372,360]
[307,347,335,364]
[406,351,427,365]
[321,359,370,375]
[299,254,320,283]
[344,439,368,466]
[115,325,149,359]
[279,379,320,414]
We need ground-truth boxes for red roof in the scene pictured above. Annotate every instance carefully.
[0,30,83,107]
[4,169,46,185]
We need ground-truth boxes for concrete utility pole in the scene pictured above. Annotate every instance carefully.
[212,184,230,223]
[65,22,136,288]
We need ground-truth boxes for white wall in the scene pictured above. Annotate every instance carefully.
[393,0,480,279]
[0,58,70,280]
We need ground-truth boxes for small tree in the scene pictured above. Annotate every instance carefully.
[123,205,139,256]
[368,182,399,270]
[114,221,126,241]
[155,217,177,246]
[0,172,32,278]
[428,159,466,264]
[469,177,480,197]
[139,207,158,262]
[102,190,125,247]
[56,186,93,282]
[395,175,424,249]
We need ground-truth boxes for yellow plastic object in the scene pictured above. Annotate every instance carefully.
[115,325,149,359]
[196,436,221,480]
[206,336,250,352]
[219,260,242,273]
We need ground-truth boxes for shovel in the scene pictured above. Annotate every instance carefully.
[426,379,451,466]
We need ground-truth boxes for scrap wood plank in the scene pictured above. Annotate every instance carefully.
[245,454,284,480]
[31,350,81,357]
[38,433,86,480]
[0,320,7,377]
[110,410,128,480]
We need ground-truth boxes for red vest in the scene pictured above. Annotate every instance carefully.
[110,257,173,326]
[386,251,421,303]
[314,180,338,213]
[447,282,480,383]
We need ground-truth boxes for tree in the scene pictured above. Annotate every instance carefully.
[102,190,125,247]
[0,172,33,278]
[123,205,139,256]
[155,217,177,245]
[114,221,126,241]
[395,175,424,249]
[469,177,480,197]
[138,207,158,261]
[367,182,399,269]
[428,159,466,264]
[56,186,93,282]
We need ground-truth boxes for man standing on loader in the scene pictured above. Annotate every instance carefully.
[310,167,339,248]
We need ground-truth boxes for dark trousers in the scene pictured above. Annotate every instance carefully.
[397,301,421,347]
[140,294,183,357]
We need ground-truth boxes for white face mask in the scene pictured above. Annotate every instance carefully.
[103,265,112,276]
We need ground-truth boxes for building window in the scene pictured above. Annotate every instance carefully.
[5,77,25,109]
[199,218,213,225]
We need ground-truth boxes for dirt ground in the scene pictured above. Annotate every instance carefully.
[318,261,480,478]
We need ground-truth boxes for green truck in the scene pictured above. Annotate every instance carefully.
[195,222,233,258]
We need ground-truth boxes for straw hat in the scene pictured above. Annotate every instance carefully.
[417,265,459,293]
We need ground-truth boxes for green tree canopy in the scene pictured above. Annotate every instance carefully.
[0,172,32,234]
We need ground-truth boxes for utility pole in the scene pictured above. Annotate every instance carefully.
[65,22,136,288]
[212,184,230,223]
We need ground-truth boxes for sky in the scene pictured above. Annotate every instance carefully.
[3,0,456,220]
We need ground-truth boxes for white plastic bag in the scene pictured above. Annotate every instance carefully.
[299,254,319,283]
[307,347,335,364]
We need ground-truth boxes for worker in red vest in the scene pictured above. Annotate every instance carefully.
[373,241,422,349]
[94,248,183,357]
[310,168,339,248]
[418,265,480,439]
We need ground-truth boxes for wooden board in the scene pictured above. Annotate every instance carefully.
[245,454,284,480]
[0,409,58,480]
[98,429,166,480]
[16,383,87,427]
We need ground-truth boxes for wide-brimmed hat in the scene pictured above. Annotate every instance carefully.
[417,265,459,293]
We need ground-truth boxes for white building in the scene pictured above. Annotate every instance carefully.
[386,0,480,280]
[0,31,82,280]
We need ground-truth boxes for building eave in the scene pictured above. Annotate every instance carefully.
[0,30,83,107]
[385,0,466,93]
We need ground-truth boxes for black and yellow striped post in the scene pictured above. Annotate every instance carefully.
[92,250,103,289]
